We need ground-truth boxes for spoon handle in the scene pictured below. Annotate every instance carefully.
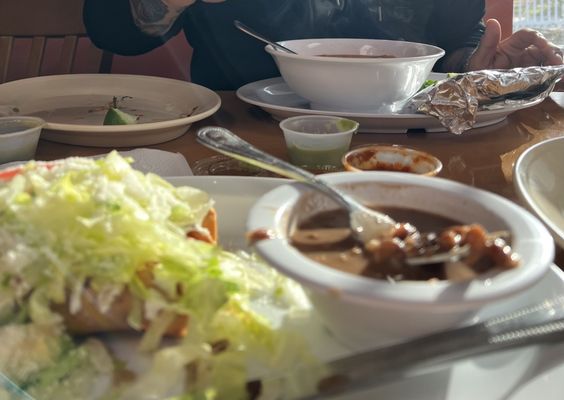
[196,126,352,210]
[233,20,297,54]
[262,295,564,399]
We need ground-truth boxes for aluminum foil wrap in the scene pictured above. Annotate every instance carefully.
[408,65,564,134]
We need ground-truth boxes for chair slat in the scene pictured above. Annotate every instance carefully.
[58,36,79,73]
[0,37,14,84]
[87,41,103,73]
[0,0,113,83]
[26,37,47,77]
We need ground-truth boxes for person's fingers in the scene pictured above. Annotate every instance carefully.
[500,29,547,51]
[520,46,546,66]
[466,18,502,70]
[501,32,563,66]
[542,46,563,65]
[492,27,563,67]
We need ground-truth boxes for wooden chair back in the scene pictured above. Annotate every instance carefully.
[0,0,113,83]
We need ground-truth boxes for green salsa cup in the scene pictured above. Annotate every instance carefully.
[280,115,358,172]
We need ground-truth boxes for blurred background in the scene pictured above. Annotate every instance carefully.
[2,0,563,83]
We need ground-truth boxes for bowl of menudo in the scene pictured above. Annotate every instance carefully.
[265,38,444,112]
[247,172,553,349]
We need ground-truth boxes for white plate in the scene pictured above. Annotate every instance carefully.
[0,74,221,147]
[514,136,564,248]
[161,176,564,400]
[236,76,543,133]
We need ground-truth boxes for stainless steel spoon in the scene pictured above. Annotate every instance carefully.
[260,295,564,399]
[196,126,397,240]
[196,126,476,266]
[234,20,298,54]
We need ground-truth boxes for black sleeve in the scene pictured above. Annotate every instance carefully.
[429,0,485,53]
[83,0,183,56]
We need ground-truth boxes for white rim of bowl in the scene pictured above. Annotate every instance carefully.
[514,136,564,247]
[265,38,445,62]
[247,172,554,311]
[0,116,45,138]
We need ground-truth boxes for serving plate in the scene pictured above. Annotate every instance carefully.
[514,136,564,248]
[0,74,221,147]
[162,176,564,400]
[236,76,543,134]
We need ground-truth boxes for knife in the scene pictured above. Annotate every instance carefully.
[251,296,564,399]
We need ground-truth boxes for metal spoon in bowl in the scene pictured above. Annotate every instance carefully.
[196,126,395,242]
[234,20,298,54]
[196,126,473,267]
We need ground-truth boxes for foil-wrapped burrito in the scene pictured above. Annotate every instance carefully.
[408,65,564,134]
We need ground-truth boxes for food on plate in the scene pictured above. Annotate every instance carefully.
[0,153,217,336]
[0,152,321,399]
[291,207,519,282]
[103,96,139,125]
[418,72,459,91]
[0,324,114,399]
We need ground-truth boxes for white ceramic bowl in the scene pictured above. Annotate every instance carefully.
[247,172,554,349]
[514,136,564,248]
[0,116,45,163]
[265,38,445,112]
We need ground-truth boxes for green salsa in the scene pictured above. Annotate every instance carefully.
[287,143,349,170]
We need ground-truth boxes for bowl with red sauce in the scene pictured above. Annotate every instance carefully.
[342,144,442,176]
[246,172,553,349]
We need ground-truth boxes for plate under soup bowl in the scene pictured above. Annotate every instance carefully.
[247,172,553,349]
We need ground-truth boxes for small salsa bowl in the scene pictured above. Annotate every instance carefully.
[342,144,442,176]
[247,172,553,349]
[280,115,358,172]
[0,116,45,164]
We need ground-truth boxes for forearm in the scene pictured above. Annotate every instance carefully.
[83,0,182,55]
[129,0,189,36]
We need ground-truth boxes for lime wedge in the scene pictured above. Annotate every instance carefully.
[103,107,138,125]
[336,118,357,132]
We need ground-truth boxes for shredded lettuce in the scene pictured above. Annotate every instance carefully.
[0,152,323,399]
[0,151,216,326]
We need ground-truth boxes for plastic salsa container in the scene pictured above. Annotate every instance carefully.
[279,115,358,172]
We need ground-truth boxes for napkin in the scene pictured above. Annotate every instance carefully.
[0,148,193,177]
[120,148,193,176]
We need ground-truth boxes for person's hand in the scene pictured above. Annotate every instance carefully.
[466,18,563,71]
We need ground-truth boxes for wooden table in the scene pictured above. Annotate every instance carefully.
[36,91,564,263]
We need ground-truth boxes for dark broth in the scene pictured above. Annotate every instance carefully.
[291,207,461,281]
[316,54,397,58]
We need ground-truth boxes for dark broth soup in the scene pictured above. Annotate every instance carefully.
[316,54,397,58]
[290,207,518,282]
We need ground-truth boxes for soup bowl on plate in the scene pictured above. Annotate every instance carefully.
[265,38,445,113]
[247,172,553,349]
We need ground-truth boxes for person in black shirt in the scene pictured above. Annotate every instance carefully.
[83,0,563,90]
